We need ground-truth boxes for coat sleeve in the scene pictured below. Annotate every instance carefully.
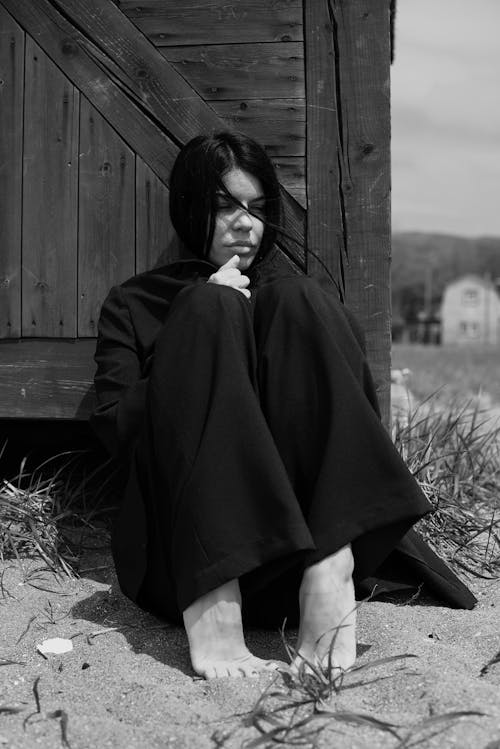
[90,285,148,458]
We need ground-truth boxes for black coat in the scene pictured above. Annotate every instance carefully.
[90,259,477,618]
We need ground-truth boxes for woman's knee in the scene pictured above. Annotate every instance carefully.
[256,275,339,309]
[153,282,253,359]
[254,275,347,328]
[176,281,251,316]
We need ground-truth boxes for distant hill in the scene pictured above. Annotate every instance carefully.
[391,232,500,321]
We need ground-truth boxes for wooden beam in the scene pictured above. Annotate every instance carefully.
[303,0,391,422]
[335,1,392,422]
[0,340,96,419]
[0,0,305,267]
[304,0,344,282]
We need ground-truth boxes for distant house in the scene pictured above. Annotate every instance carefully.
[440,275,500,344]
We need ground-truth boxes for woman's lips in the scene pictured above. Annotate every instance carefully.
[227,243,255,253]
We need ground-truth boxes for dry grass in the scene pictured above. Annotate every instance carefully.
[393,400,500,578]
[0,446,117,578]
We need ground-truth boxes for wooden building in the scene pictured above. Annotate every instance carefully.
[0,0,392,425]
[441,275,500,345]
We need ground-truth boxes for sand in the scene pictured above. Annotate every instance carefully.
[0,548,499,749]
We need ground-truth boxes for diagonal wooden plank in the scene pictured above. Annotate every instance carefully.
[0,0,305,267]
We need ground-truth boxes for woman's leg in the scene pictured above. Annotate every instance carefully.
[252,276,431,671]
[145,282,314,677]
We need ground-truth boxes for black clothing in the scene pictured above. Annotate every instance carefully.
[91,259,476,622]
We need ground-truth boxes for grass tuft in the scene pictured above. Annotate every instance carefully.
[0,447,117,578]
[392,398,500,577]
[229,618,486,748]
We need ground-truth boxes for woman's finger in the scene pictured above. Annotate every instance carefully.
[221,254,241,270]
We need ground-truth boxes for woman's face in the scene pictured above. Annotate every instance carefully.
[208,168,265,270]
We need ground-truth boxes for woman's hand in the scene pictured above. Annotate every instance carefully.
[207,255,251,299]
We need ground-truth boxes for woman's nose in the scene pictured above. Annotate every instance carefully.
[232,208,253,231]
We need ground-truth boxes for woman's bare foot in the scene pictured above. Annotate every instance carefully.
[292,546,357,678]
[183,579,278,679]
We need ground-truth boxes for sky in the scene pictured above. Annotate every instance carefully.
[391,0,500,237]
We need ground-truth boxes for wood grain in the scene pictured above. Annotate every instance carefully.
[0,5,24,338]
[136,157,177,273]
[0,339,96,419]
[326,1,392,421]
[119,0,302,45]
[212,99,305,157]
[273,157,306,208]
[22,37,79,337]
[304,0,344,281]
[78,98,136,337]
[2,0,305,268]
[162,43,304,100]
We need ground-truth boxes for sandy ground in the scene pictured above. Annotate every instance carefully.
[0,544,499,749]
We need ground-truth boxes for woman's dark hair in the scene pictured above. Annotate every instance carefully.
[169,131,282,261]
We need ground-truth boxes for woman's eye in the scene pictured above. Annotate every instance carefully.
[251,203,266,217]
[216,198,234,211]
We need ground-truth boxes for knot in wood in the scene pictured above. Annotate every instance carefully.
[136,67,149,80]
[362,143,375,156]
[239,102,248,111]
[100,161,112,176]
[61,39,79,57]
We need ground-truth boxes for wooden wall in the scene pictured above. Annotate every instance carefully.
[0,0,391,421]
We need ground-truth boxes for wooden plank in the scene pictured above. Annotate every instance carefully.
[304,1,392,421]
[211,99,305,157]
[78,99,135,337]
[136,157,177,273]
[22,37,79,337]
[1,0,305,267]
[339,2,392,422]
[304,1,343,281]
[273,157,306,208]
[162,43,304,100]
[0,340,96,419]
[0,5,24,338]
[119,0,302,45]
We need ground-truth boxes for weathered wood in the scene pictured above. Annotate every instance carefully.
[211,99,305,157]
[162,43,304,100]
[304,0,343,280]
[78,99,136,337]
[305,1,392,420]
[0,5,24,338]
[273,157,306,208]
[22,37,79,337]
[1,0,305,267]
[136,157,177,273]
[0,340,96,419]
[119,0,302,45]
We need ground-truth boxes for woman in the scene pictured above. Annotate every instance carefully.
[90,131,475,680]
